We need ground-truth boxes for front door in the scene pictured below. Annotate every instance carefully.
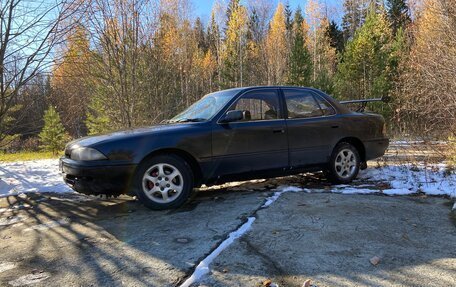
[211,88,288,177]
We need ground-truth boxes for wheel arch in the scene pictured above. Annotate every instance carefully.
[137,148,203,187]
[335,137,366,162]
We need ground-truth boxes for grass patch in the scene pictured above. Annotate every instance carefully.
[0,151,61,162]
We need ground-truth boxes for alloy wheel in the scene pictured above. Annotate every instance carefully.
[335,148,357,179]
[142,163,184,203]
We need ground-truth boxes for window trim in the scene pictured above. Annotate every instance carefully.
[281,88,338,121]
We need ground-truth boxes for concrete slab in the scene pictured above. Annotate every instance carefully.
[0,189,266,287]
[200,193,456,287]
[1,179,455,287]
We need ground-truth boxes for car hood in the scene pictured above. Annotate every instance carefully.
[66,123,192,149]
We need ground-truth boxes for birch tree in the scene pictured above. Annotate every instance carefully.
[222,1,248,87]
[265,2,288,85]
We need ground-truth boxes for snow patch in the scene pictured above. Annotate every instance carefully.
[0,159,73,198]
[8,272,51,286]
[334,187,379,195]
[262,186,303,208]
[0,262,17,273]
[271,164,456,198]
[0,215,24,226]
[179,217,256,287]
[359,164,456,197]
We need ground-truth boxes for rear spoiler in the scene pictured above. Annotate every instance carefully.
[339,96,390,112]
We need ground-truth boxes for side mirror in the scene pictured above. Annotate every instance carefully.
[221,110,244,123]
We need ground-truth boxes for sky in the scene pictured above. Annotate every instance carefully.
[193,0,344,24]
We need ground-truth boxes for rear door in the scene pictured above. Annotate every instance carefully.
[211,88,288,177]
[282,88,341,167]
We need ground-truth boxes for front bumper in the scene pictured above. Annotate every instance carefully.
[364,138,389,161]
[60,157,137,196]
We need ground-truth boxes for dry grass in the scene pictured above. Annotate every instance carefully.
[0,151,60,162]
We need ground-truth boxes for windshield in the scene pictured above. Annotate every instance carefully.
[170,89,239,123]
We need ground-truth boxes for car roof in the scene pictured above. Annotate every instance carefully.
[239,85,317,90]
[234,86,351,114]
[238,85,330,95]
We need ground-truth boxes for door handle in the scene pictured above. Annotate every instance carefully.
[331,125,339,129]
[272,129,285,134]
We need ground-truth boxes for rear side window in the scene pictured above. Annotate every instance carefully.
[283,90,323,119]
[314,95,336,116]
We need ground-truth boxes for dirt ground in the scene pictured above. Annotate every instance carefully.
[0,173,455,287]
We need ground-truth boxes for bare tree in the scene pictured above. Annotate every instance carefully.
[0,0,81,145]
[86,0,158,128]
[397,0,456,137]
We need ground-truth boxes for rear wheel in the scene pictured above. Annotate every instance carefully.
[133,154,193,210]
[326,143,360,184]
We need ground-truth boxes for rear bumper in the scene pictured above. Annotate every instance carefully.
[60,157,137,196]
[364,138,389,161]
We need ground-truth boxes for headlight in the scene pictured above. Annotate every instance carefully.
[71,147,107,161]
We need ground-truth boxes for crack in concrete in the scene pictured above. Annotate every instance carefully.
[175,188,296,287]
[241,237,297,287]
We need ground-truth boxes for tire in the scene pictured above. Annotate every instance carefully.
[326,142,360,184]
[133,154,194,210]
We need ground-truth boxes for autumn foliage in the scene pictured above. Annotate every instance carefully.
[1,0,455,152]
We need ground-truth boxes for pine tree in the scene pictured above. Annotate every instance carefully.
[287,7,312,86]
[194,17,207,51]
[0,102,20,149]
[207,11,222,88]
[294,6,304,29]
[247,8,261,42]
[386,0,411,34]
[207,12,220,53]
[284,2,293,44]
[326,20,344,54]
[85,96,111,136]
[335,7,394,113]
[39,106,67,155]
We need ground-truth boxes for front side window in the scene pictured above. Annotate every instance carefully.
[231,90,281,121]
[284,90,323,119]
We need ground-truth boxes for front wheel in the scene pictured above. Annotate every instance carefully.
[133,154,194,210]
[326,143,360,184]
